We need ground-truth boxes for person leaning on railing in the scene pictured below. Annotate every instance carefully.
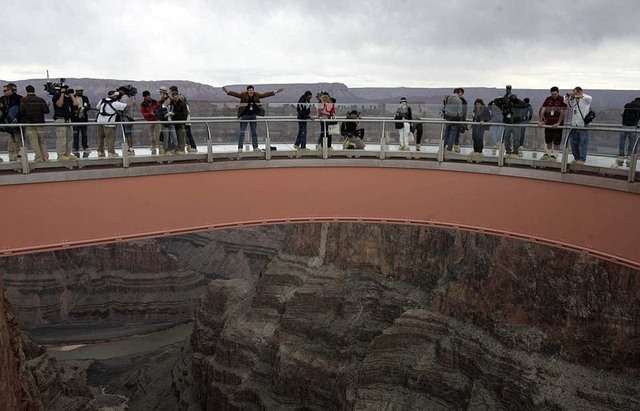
[19,85,50,163]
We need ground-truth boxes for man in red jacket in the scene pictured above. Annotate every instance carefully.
[140,90,160,154]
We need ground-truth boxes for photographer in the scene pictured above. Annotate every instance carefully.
[71,86,92,157]
[117,85,137,155]
[96,90,132,157]
[490,88,527,157]
[52,84,79,161]
[564,87,593,164]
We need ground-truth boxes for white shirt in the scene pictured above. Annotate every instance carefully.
[564,94,593,127]
[96,98,127,126]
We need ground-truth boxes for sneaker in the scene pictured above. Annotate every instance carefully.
[237,147,243,153]
[187,147,198,153]
[159,147,165,154]
[73,151,80,158]
[84,148,91,154]
[127,149,135,156]
[294,144,300,150]
[176,150,185,155]
[549,154,557,161]
[453,145,461,153]
[517,151,523,157]
[67,153,77,160]
[507,153,519,159]
[518,145,525,153]
[300,147,309,151]
[253,147,261,153]
[34,158,45,163]
[57,155,69,161]
[315,144,321,150]
[9,156,18,162]
[572,160,584,165]
[610,162,619,168]
[151,148,157,155]
[416,145,421,151]
[540,153,549,161]
[108,152,120,158]
[98,151,105,157]
[166,150,174,156]
[444,148,453,153]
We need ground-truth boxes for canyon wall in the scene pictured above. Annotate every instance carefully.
[189,223,640,410]
[0,241,205,336]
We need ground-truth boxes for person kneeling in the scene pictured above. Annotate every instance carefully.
[341,110,366,149]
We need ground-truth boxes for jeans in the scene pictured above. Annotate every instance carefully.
[238,114,258,148]
[503,126,520,154]
[569,128,589,162]
[295,121,307,148]
[162,124,178,151]
[618,126,638,157]
[444,123,460,151]
[490,125,504,147]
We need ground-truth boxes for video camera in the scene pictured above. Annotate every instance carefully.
[44,78,70,96]
[118,84,138,97]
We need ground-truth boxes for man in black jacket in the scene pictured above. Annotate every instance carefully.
[618,97,640,163]
[294,90,312,150]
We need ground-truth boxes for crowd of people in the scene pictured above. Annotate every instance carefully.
[1,83,639,165]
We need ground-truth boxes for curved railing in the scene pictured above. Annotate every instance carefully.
[0,116,638,184]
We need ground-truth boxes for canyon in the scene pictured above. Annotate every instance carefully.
[1,224,639,410]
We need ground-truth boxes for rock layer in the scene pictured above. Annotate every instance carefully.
[190,223,640,410]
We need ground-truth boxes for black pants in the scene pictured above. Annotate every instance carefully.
[73,125,89,150]
[471,124,486,152]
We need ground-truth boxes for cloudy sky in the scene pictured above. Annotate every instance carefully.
[3,1,640,90]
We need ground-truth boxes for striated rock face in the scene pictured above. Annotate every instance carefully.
[0,277,97,411]
[190,223,640,410]
[0,241,206,332]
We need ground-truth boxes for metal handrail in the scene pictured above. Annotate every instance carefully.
[1,117,637,183]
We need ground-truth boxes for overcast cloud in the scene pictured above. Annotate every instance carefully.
[3,0,640,90]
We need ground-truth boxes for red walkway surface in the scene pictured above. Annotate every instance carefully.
[1,167,638,269]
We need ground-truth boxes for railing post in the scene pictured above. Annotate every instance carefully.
[628,128,639,183]
[561,127,570,173]
[322,121,328,159]
[265,120,271,161]
[18,127,29,174]
[438,124,445,162]
[380,120,386,160]
[120,123,129,168]
[205,121,213,163]
[497,126,505,167]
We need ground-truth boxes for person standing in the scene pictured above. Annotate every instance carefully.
[156,95,178,155]
[487,96,505,155]
[19,85,50,162]
[52,84,78,161]
[471,98,491,155]
[294,90,312,150]
[222,85,283,152]
[394,97,412,151]
[442,89,463,153]
[1,83,23,161]
[317,93,336,150]
[517,97,533,155]
[169,85,198,153]
[170,88,188,155]
[140,90,161,154]
[537,86,567,161]
[564,87,593,165]
[71,86,92,157]
[453,88,467,153]
[95,91,131,157]
[618,97,640,164]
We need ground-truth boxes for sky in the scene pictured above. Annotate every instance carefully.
[3,0,640,90]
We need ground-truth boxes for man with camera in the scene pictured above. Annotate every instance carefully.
[71,86,92,158]
[52,84,79,161]
[96,90,134,157]
[564,87,593,165]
